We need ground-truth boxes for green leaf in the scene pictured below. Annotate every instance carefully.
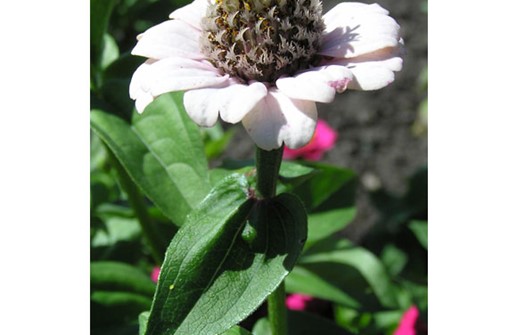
[295,237,399,310]
[409,220,428,250]
[91,215,141,247]
[91,291,152,328]
[90,261,156,297]
[281,163,357,248]
[100,33,120,70]
[253,311,353,335]
[286,266,360,308]
[90,92,211,226]
[306,207,356,249]
[289,162,356,211]
[90,0,117,66]
[145,175,307,335]
[278,161,315,180]
[380,244,408,276]
[202,123,236,160]
[220,326,253,335]
[139,312,150,335]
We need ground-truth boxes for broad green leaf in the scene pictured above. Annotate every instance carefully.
[90,92,211,226]
[282,163,357,248]
[409,220,428,250]
[209,166,254,187]
[297,237,399,310]
[253,311,353,335]
[90,261,156,297]
[286,266,360,308]
[90,0,117,66]
[278,161,315,180]
[306,207,356,249]
[145,175,307,335]
[289,162,356,211]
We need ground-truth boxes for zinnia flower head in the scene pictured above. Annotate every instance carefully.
[130,0,403,150]
[283,119,337,160]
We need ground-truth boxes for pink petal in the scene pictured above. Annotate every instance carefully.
[314,119,338,150]
[394,305,419,335]
[285,294,313,311]
[151,267,160,283]
[283,120,338,160]
[320,2,401,59]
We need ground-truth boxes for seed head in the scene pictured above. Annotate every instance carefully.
[200,0,325,83]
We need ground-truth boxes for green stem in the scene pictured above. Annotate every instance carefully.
[267,282,288,335]
[255,146,284,199]
[255,145,287,335]
[107,149,165,265]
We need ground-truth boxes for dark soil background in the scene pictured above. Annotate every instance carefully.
[221,0,428,242]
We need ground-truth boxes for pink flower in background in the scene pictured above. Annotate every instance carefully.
[285,294,314,311]
[151,266,161,283]
[283,120,338,160]
[394,305,419,335]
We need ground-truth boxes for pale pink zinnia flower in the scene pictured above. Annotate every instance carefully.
[283,119,337,160]
[130,0,403,150]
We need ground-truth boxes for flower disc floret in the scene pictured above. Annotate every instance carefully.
[201,0,325,83]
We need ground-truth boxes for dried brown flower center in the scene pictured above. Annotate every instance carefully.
[200,0,325,83]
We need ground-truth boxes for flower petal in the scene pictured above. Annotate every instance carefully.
[326,46,403,90]
[129,58,229,113]
[132,20,203,60]
[183,88,221,127]
[276,65,353,103]
[242,90,317,150]
[129,60,155,113]
[320,2,400,59]
[169,0,208,30]
[183,82,267,127]
[218,82,268,123]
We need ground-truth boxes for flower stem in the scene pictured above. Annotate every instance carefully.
[268,282,288,335]
[107,148,165,265]
[255,146,287,335]
[255,146,283,199]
